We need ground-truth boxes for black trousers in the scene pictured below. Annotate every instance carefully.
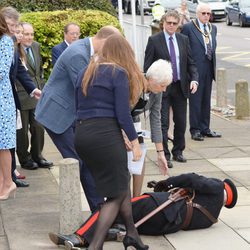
[16,109,44,164]
[189,59,213,135]
[161,81,187,160]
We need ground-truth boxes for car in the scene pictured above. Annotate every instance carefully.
[225,0,250,27]
[186,0,229,21]
[160,0,182,11]
[123,0,155,14]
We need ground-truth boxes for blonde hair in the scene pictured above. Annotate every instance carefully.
[82,34,146,106]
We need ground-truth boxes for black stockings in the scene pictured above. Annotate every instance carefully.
[88,188,142,250]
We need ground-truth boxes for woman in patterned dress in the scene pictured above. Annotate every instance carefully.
[0,11,16,200]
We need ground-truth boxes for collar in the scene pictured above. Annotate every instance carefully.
[89,37,94,57]
[64,40,70,46]
[163,31,177,41]
[197,18,208,30]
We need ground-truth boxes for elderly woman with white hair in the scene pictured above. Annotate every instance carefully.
[130,59,173,197]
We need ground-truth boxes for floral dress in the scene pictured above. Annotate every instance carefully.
[0,34,15,149]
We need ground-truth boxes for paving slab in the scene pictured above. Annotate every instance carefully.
[220,206,250,228]
[236,228,250,244]
[166,220,250,250]
[104,235,174,250]
[0,236,9,250]
[225,171,250,186]
[8,232,60,250]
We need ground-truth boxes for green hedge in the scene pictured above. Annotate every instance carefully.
[0,0,117,16]
[21,9,121,79]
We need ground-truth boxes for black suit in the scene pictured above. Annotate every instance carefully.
[144,32,198,159]
[16,42,45,164]
[182,20,217,135]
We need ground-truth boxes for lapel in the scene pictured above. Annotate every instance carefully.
[175,33,183,62]
[159,32,170,60]
[191,19,206,49]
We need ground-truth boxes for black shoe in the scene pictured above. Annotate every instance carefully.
[34,159,53,168]
[191,132,204,141]
[48,232,86,247]
[201,130,222,138]
[14,179,29,187]
[173,154,187,163]
[21,160,38,170]
[167,160,173,168]
[123,235,149,250]
[106,227,126,242]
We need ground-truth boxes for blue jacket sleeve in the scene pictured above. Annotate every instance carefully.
[113,69,137,141]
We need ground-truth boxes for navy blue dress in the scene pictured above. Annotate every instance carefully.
[75,64,137,198]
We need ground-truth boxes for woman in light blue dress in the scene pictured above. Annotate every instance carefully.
[0,12,16,200]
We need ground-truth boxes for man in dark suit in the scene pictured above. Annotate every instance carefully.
[48,173,238,249]
[182,3,221,141]
[144,11,199,168]
[51,23,80,65]
[1,7,41,187]
[16,22,53,170]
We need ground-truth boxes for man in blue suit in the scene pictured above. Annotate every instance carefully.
[1,7,41,187]
[51,23,80,66]
[35,26,120,212]
[182,3,221,141]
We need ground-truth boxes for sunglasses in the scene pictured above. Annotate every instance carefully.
[201,12,211,16]
[165,21,178,26]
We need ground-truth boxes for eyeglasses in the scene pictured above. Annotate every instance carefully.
[201,12,211,16]
[165,21,178,26]
[68,32,81,36]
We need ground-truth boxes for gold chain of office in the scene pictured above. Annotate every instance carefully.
[192,20,212,44]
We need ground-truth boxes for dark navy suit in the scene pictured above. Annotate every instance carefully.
[182,20,217,135]
[51,41,68,66]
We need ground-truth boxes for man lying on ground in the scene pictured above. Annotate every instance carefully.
[49,173,238,250]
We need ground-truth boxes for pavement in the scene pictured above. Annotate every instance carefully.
[1,111,250,250]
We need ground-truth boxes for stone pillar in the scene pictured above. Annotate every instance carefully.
[59,158,82,234]
[235,80,250,119]
[216,68,227,108]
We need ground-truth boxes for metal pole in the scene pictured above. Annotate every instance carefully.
[118,0,123,28]
[131,0,138,60]
[140,0,144,25]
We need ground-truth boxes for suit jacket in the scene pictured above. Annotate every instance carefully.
[181,19,217,80]
[10,45,36,110]
[16,41,44,110]
[51,41,68,66]
[144,32,198,98]
[35,38,91,134]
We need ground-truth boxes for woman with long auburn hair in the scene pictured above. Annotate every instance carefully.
[74,34,148,250]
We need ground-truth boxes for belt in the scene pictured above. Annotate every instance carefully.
[182,202,218,230]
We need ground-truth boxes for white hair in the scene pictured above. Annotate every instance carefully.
[146,59,173,85]
[196,3,211,14]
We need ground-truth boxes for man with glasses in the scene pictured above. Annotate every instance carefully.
[51,23,80,65]
[144,10,198,168]
[182,3,221,141]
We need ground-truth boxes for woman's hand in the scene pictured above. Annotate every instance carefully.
[157,151,169,176]
[131,139,142,161]
[122,130,133,151]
